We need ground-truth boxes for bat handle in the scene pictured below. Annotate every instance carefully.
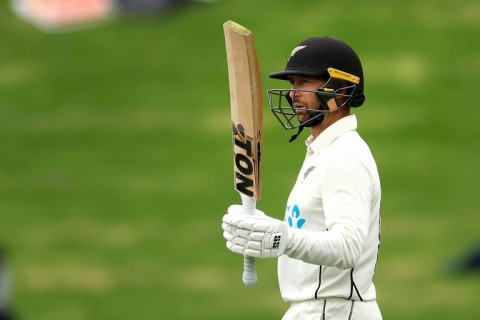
[240,193,257,286]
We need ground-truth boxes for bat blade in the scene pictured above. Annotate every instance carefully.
[224,20,263,201]
[223,20,263,286]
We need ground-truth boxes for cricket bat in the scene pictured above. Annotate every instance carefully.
[223,20,263,286]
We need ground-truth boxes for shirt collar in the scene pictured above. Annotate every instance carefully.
[305,114,358,155]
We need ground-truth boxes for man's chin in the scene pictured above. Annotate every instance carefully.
[297,113,312,124]
[299,113,325,128]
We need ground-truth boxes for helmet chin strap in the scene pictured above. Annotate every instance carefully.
[289,125,304,143]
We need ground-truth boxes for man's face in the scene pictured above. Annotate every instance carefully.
[287,75,326,124]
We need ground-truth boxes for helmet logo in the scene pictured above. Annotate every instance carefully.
[327,67,360,84]
[288,45,306,60]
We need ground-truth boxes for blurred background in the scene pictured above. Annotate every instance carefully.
[0,0,479,319]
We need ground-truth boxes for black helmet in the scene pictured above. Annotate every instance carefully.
[270,36,365,107]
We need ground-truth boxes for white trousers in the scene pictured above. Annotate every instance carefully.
[282,298,382,320]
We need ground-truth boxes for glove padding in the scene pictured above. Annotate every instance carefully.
[222,205,289,259]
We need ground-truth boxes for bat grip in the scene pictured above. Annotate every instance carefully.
[240,193,257,286]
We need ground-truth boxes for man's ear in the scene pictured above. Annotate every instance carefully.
[334,83,348,106]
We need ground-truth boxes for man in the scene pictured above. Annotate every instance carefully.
[222,36,382,319]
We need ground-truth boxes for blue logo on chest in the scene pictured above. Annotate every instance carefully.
[286,204,306,229]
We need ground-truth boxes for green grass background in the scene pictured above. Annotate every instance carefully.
[0,0,479,319]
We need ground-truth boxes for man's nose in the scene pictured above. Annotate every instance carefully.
[288,90,298,100]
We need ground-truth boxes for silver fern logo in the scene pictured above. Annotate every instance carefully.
[303,166,316,180]
[289,45,306,60]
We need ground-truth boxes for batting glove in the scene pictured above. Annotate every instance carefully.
[222,205,290,259]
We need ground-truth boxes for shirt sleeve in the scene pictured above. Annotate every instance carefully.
[284,155,373,269]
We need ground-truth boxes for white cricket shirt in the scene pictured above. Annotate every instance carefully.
[278,114,381,302]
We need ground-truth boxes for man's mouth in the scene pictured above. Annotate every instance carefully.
[294,105,308,116]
